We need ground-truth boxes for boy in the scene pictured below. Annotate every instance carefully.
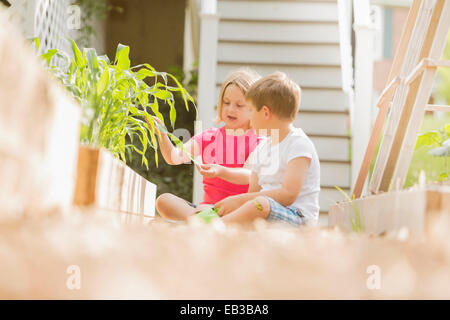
[214,72,320,226]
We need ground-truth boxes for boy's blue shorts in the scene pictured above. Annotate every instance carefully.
[263,196,306,227]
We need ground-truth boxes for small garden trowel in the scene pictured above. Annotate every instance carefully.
[196,207,219,224]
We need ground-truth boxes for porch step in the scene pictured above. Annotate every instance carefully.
[217,42,341,66]
[321,161,351,189]
[294,111,349,136]
[300,88,349,112]
[216,84,349,112]
[310,136,350,162]
[217,63,343,88]
[219,20,340,44]
[218,0,339,22]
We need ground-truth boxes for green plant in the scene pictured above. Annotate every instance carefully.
[39,38,195,168]
[415,124,450,181]
[167,60,199,100]
[335,186,364,233]
[127,68,198,205]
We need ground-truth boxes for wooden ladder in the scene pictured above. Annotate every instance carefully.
[353,0,450,199]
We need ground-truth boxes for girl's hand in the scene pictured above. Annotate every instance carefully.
[195,163,223,179]
[214,194,248,217]
[145,116,165,135]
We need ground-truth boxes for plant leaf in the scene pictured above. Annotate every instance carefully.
[40,49,58,65]
[30,37,40,51]
[154,90,172,100]
[136,68,155,80]
[445,124,450,136]
[335,186,363,233]
[438,172,450,181]
[97,67,109,96]
[84,47,99,71]
[115,43,130,71]
[69,38,84,67]
[415,131,441,150]
[168,99,176,130]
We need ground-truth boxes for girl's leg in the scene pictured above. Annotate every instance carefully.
[220,196,271,225]
[156,193,200,221]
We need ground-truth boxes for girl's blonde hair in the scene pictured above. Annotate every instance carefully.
[215,68,261,123]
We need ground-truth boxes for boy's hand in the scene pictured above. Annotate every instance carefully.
[214,194,249,217]
[195,163,223,179]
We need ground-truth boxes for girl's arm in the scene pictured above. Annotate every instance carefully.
[196,149,258,184]
[196,164,251,185]
[158,134,199,165]
[147,117,200,165]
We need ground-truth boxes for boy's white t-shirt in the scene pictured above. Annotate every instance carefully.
[248,126,320,224]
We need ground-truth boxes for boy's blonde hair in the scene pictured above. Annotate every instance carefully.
[246,72,301,121]
[215,68,261,123]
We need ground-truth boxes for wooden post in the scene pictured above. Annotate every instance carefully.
[193,0,219,204]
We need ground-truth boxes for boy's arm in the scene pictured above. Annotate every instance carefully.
[214,157,310,215]
[248,171,262,193]
[250,156,311,206]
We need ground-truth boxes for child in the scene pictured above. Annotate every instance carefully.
[152,69,263,221]
[213,72,320,226]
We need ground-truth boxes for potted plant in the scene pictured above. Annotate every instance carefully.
[39,39,195,218]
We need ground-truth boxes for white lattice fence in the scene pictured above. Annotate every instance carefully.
[7,0,72,65]
[34,0,71,56]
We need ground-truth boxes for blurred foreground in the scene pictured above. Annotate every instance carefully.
[1,209,449,299]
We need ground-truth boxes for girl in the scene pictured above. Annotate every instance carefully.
[151,68,262,221]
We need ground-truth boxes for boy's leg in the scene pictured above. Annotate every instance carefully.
[220,196,271,225]
[156,193,205,221]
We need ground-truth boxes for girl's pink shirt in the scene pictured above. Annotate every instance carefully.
[192,126,262,204]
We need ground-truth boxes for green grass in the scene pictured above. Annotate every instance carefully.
[368,113,450,188]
